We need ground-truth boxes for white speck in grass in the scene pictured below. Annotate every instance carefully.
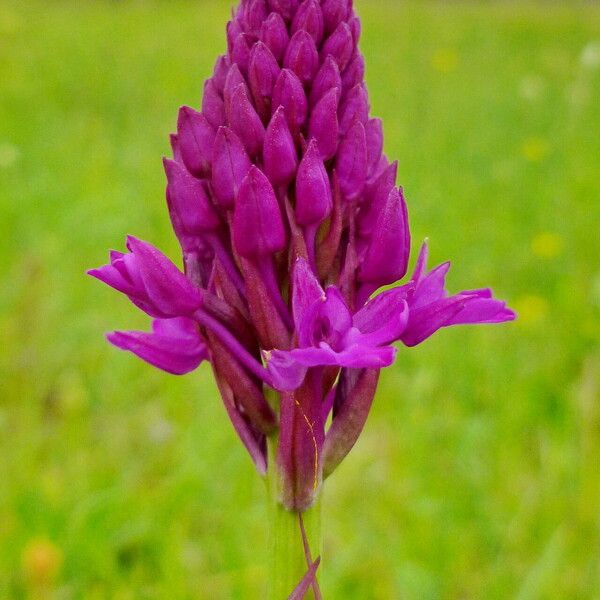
[148,418,174,444]
[0,142,20,168]
[519,75,546,102]
[580,41,600,69]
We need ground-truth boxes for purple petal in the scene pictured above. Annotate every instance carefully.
[292,258,326,333]
[447,291,517,326]
[126,236,203,316]
[107,317,208,375]
[353,288,411,345]
[267,349,308,391]
[401,295,467,347]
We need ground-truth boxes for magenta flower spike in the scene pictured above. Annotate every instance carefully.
[89,1,515,595]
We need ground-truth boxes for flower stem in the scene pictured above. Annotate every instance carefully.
[267,435,322,600]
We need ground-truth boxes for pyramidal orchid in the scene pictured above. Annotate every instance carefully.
[89,1,515,596]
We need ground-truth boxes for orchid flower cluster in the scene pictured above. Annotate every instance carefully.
[89,0,514,516]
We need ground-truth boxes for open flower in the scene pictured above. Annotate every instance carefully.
[88,236,202,318]
[267,258,409,391]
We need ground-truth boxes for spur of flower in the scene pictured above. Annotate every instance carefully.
[89,0,515,595]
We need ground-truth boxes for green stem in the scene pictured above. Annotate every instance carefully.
[267,436,322,600]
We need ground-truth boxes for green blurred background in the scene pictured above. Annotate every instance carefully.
[1,0,599,598]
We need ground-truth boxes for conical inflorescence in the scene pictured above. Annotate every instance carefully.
[90,0,515,512]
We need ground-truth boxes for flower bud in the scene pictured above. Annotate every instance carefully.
[272,69,308,134]
[163,158,220,233]
[295,139,333,226]
[321,22,354,72]
[358,159,398,235]
[263,106,298,188]
[226,19,243,55]
[339,83,369,135]
[336,120,367,200]
[177,106,215,177]
[202,79,226,128]
[365,118,384,177]
[248,42,281,117]
[267,0,299,22]
[359,187,410,285]
[284,30,319,85]
[291,0,324,45]
[223,63,247,113]
[341,52,366,93]
[321,0,349,35]
[310,54,342,107]
[231,33,251,76]
[245,0,268,34]
[211,126,252,209]
[233,166,287,258]
[348,15,361,45]
[212,55,230,93]
[227,84,265,158]
[308,87,339,160]
[260,12,289,63]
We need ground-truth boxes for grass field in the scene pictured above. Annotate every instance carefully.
[1,1,599,598]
